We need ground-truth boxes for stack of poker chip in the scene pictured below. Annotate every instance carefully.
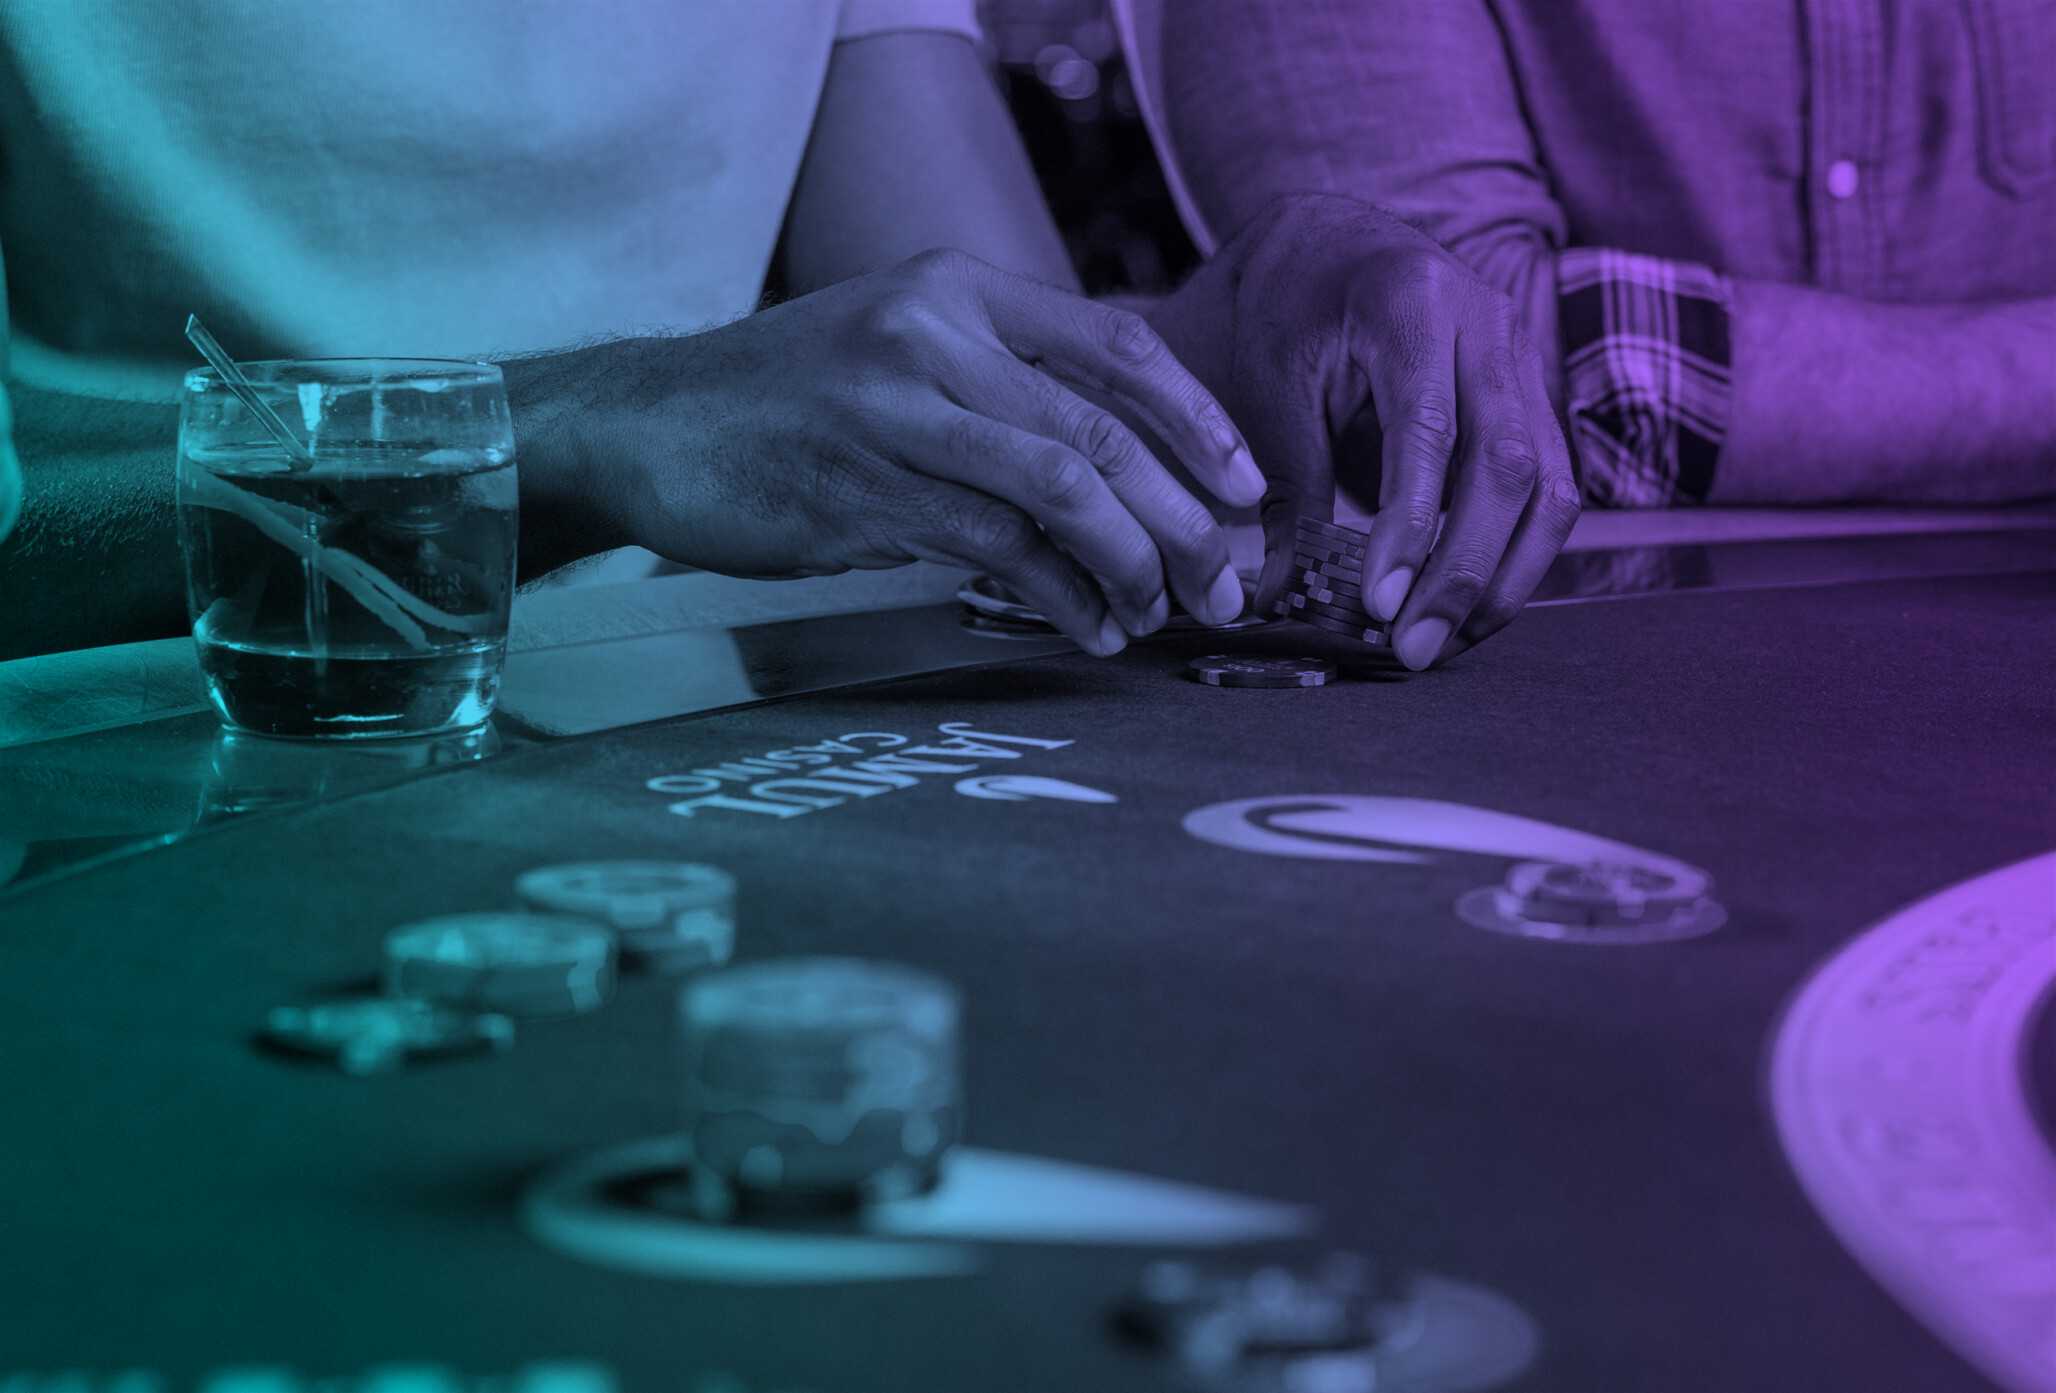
[516,860,737,975]
[1456,860,1728,944]
[381,912,617,1018]
[678,957,962,1217]
[1274,516,1391,647]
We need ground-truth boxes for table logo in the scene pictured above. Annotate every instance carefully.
[1182,793,1704,878]
[644,722,1076,821]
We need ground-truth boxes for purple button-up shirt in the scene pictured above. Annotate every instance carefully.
[1155,0,2055,501]
[1163,0,2055,323]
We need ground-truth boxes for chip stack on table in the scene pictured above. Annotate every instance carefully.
[516,861,737,975]
[1276,517,1391,647]
[1456,860,1729,944]
[678,957,962,1219]
[381,912,617,1017]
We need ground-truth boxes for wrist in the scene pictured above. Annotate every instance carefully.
[500,346,632,578]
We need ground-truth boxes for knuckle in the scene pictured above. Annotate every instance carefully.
[1432,560,1493,612]
[1478,288,1519,337]
[904,246,972,285]
[1542,467,1585,525]
[1160,496,1226,566]
[860,290,943,354]
[1484,432,1542,492]
[1470,592,1523,635]
[938,412,991,470]
[1068,404,1137,474]
[1398,498,1443,544]
[1392,397,1459,460]
[1028,446,1098,513]
[1098,308,1163,367]
[958,500,1035,563]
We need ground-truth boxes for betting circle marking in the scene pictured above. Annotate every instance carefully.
[1770,852,2056,1393]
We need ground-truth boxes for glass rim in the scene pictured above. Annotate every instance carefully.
[182,357,503,393]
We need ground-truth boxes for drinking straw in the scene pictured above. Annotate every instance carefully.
[183,315,317,471]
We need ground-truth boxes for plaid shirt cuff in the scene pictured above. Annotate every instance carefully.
[1557,248,1734,507]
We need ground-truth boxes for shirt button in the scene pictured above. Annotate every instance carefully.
[1826,160,1860,199]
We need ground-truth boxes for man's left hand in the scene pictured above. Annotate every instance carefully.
[1146,193,1580,670]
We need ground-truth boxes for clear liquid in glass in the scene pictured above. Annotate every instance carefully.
[178,442,517,739]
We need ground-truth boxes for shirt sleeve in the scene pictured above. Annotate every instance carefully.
[835,0,981,42]
[1161,0,1735,506]
[1557,249,1734,507]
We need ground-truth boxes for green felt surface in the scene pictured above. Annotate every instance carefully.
[2,571,2051,1391]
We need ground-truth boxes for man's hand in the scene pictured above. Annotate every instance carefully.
[1147,195,1580,670]
[512,249,1265,655]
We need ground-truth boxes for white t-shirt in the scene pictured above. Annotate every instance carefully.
[0,0,980,401]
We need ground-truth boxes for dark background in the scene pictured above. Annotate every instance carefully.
[981,0,1200,294]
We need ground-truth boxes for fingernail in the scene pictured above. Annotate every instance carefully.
[1140,590,1171,634]
[1371,567,1415,622]
[1395,617,1451,671]
[1204,565,1245,626]
[1096,614,1128,656]
[1224,446,1266,507]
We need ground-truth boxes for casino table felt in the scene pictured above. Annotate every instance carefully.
[0,569,2050,1392]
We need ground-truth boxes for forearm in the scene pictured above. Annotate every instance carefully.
[0,388,185,659]
[0,356,634,660]
[1718,283,2056,503]
[779,32,1076,296]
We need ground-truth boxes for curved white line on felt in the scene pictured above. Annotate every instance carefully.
[1770,851,2056,1393]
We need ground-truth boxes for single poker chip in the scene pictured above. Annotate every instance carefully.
[1279,609,1393,647]
[1285,595,1383,627]
[1295,570,1365,599]
[1293,539,1365,565]
[1294,535,1367,563]
[517,861,737,974]
[679,958,962,1210]
[1296,560,1366,586]
[260,996,515,1076]
[1188,655,1337,688]
[1296,515,1368,545]
[1290,585,1364,610]
[383,912,617,1017]
[1457,860,1727,944]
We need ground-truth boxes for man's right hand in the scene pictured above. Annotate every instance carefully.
[512,249,1266,655]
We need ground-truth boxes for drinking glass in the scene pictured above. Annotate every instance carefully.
[177,359,517,739]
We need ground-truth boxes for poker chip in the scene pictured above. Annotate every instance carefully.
[1457,860,1728,944]
[1296,559,1365,584]
[260,996,514,1076]
[1296,516,1366,557]
[679,957,962,1215]
[382,912,617,1017]
[1117,1251,1414,1386]
[1293,583,1362,608]
[1273,607,1393,647]
[1188,655,1336,688]
[516,861,737,975]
